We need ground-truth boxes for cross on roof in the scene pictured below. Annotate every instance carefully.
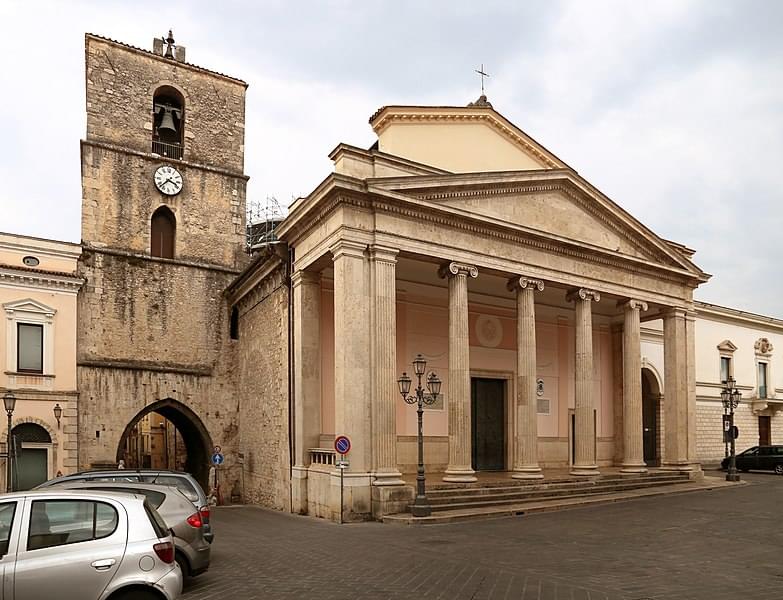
[475,64,490,95]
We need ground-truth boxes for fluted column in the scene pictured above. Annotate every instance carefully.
[439,261,478,483]
[568,288,601,476]
[508,276,545,479]
[370,246,403,486]
[331,240,371,473]
[662,308,696,471]
[620,299,647,473]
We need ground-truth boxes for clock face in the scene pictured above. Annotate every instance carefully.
[153,165,183,196]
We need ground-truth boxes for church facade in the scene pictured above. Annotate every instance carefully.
[58,32,783,523]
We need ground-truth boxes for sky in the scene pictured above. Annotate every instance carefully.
[1,0,782,317]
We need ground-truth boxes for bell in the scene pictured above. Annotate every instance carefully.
[159,110,177,134]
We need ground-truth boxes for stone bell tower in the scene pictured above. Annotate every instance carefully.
[77,31,249,490]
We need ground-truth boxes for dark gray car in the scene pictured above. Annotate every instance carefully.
[52,482,210,577]
[36,469,213,543]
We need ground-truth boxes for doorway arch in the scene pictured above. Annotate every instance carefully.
[116,398,212,489]
[641,367,662,466]
[12,422,53,490]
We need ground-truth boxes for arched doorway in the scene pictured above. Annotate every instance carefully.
[12,423,52,491]
[642,367,662,466]
[116,399,212,489]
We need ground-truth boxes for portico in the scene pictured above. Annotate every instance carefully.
[277,101,709,521]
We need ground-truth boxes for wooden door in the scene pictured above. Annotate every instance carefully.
[759,416,771,447]
[471,378,506,471]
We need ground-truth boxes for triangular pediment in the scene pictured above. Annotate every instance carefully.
[369,171,706,276]
[3,298,57,316]
[717,339,738,353]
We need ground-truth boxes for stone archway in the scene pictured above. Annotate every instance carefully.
[642,367,663,466]
[116,398,213,489]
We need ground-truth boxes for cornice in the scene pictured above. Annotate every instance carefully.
[0,266,83,292]
[81,244,242,275]
[77,359,212,377]
[80,139,249,180]
[695,300,783,333]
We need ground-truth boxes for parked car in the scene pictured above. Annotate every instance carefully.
[721,445,783,474]
[0,488,181,600]
[51,482,210,578]
[36,469,213,543]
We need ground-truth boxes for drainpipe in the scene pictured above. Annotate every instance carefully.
[287,246,295,514]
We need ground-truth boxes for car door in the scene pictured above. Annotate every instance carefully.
[13,497,128,600]
[737,447,759,470]
[0,500,22,600]
[757,446,774,471]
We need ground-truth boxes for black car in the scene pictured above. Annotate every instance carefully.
[722,445,783,474]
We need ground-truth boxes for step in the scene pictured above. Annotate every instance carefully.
[425,478,691,509]
[383,477,740,525]
[425,479,691,512]
[422,471,686,492]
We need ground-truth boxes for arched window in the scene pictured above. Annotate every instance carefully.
[152,86,184,159]
[151,206,176,259]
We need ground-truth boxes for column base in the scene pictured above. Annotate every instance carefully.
[372,470,405,487]
[512,466,544,480]
[371,483,414,519]
[620,462,648,474]
[291,466,308,514]
[570,464,600,476]
[443,467,477,483]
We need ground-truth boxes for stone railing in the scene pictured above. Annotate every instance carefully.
[308,448,336,466]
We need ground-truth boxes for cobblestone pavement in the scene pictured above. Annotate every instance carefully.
[184,472,783,600]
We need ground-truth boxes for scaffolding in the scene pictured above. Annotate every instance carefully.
[246,196,286,253]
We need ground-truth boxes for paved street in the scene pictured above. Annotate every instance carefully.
[184,472,782,600]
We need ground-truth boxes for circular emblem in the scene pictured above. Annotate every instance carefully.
[22,256,40,267]
[475,314,503,348]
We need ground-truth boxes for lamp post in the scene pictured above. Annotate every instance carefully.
[397,354,441,518]
[53,403,62,429]
[3,391,16,493]
[721,376,741,482]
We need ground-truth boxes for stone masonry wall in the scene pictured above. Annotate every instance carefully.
[85,35,246,173]
[696,401,783,462]
[235,258,291,510]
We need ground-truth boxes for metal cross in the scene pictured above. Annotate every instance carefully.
[475,64,490,94]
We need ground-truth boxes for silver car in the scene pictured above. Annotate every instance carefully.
[0,489,181,600]
[54,482,210,577]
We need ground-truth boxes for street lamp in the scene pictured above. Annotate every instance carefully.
[3,391,16,493]
[53,403,62,429]
[721,376,742,482]
[397,354,441,518]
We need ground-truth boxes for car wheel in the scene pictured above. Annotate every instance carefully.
[111,588,161,600]
[775,464,783,475]
[176,552,190,579]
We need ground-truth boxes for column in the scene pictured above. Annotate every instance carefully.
[662,308,696,471]
[619,299,647,473]
[331,240,372,473]
[439,261,478,482]
[291,270,321,513]
[568,288,601,476]
[508,276,545,479]
[370,245,404,485]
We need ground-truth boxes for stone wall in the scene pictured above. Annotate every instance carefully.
[85,34,247,173]
[234,255,291,510]
[696,401,783,463]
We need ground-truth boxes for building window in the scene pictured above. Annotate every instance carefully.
[230,306,239,340]
[17,323,43,373]
[150,206,176,259]
[152,86,184,160]
[720,356,732,383]
[759,362,768,399]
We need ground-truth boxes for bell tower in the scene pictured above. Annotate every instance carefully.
[77,32,249,489]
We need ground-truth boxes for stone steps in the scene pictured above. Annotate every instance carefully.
[383,472,718,525]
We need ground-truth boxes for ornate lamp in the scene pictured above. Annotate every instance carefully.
[53,403,62,429]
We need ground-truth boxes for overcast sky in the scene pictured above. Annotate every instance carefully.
[1,1,781,317]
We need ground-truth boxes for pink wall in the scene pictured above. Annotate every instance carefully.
[318,285,616,442]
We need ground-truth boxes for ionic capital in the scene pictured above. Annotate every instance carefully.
[507,276,545,293]
[618,299,648,312]
[566,288,600,303]
[438,261,478,279]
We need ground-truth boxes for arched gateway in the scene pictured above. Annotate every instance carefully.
[116,398,213,489]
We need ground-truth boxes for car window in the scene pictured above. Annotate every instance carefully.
[144,501,170,539]
[0,502,17,557]
[742,447,759,456]
[81,487,166,510]
[90,475,141,483]
[759,447,773,455]
[142,475,199,502]
[775,447,783,456]
[28,500,118,551]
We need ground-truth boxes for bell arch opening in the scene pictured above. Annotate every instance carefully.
[116,398,212,490]
[152,85,184,159]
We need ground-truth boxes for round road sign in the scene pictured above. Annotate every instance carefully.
[211,452,225,466]
[334,435,351,455]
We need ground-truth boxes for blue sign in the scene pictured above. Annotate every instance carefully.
[334,435,351,455]
[211,452,225,466]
